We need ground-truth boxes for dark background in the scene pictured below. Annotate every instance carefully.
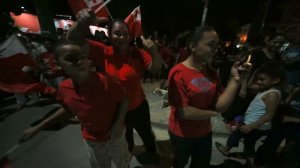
[1,0,284,41]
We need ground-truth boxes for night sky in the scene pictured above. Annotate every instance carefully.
[5,0,285,41]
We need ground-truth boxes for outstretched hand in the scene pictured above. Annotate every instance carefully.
[19,126,41,143]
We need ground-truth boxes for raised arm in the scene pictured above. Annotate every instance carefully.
[67,9,109,53]
[141,36,165,72]
[215,62,251,112]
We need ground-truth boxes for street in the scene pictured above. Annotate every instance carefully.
[0,81,244,168]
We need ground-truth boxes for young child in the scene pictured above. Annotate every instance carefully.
[20,40,131,168]
[215,63,285,158]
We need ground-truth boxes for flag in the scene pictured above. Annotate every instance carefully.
[67,0,110,17]
[124,6,143,37]
[0,35,56,95]
[0,34,28,59]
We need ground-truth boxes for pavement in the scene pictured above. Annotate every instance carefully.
[0,81,246,168]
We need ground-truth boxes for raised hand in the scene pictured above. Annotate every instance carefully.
[76,9,109,28]
[231,61,252,82]
[141,36,155,49]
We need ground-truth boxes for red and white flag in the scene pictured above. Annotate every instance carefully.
[67,0,110,17]
[124,6,143,37]
[0,35,56,95]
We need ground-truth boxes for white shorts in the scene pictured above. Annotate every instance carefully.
[84,131,131,168]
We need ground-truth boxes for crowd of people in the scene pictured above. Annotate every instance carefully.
[0,7,299,168]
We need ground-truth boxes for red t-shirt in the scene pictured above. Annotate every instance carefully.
[168,63,221,137]
[88,40,152,110]
[57,72,126,142]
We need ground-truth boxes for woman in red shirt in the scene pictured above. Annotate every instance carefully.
[168,25,251,168]
[67,9,159,164]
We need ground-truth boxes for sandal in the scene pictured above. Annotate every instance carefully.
[215,141,230,157]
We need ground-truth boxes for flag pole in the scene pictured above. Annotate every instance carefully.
[107,8,113,20]
[201,0,209,26]
[94,0,111,13]
[105,0,114,20]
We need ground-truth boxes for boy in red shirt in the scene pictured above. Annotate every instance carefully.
[21,40,131,168]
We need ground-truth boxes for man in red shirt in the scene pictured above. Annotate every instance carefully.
[21,40,131,168]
